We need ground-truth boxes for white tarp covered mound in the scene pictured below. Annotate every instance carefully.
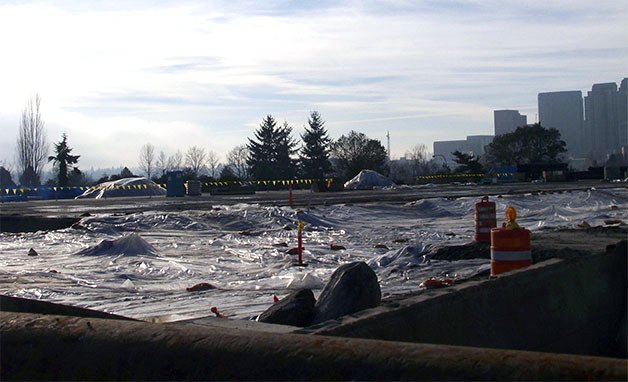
[76,177,166,199]
[344,170,394,190]
[75,233,159,257]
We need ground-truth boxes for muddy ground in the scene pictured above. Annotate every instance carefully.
[430,225,627,262]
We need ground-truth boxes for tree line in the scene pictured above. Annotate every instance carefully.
[135,111,392,186]
[446,123,567,177]
[2,95,569,188]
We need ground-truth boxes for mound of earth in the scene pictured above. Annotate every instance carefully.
[428,226,627,263]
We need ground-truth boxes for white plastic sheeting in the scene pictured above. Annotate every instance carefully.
[344,170,394,190]
[0,187,626,321]
[76,177,166,199]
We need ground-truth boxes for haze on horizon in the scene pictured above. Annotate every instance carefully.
[0,0,625,171]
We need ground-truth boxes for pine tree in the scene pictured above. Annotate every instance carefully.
[300,111,332,179]
[48,133,80,187]
[247,115,277,180]
[451,150,484,174]
[274,121,298,180]
[0,166,16,187]
[247,115,298,180]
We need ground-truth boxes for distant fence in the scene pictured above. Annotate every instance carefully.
[417,173,485,181]
[1,178,335,200]
[191,178,334,189]
[416,172,516,183]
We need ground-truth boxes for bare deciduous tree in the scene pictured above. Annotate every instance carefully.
[389,144,432,183]
[226,145,250,180]
[16,94,49,185]
[156,150,168,176]
[185,146,207,176]
[206,150,220,178]
[138,143,155,179]
[168,150,183,171]
[406,144,431,176]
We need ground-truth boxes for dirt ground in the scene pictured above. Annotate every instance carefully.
[430,225,627,262]
[379,225,627,307]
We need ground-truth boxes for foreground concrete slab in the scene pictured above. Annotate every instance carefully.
[2,311,626,381]
[0,295,135,321]
[172,315,298,334]
[299,240,628,359]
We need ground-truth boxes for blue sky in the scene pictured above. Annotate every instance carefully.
[0,0,626,171]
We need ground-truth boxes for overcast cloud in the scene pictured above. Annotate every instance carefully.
[0,0,625,171]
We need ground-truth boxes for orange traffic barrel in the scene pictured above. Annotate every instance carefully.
[490,228,532,276]
[474,196,496,243]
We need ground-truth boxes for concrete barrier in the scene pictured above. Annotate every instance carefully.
[2,311,626,381]
[300,241,628,359]
[0,295,135,321]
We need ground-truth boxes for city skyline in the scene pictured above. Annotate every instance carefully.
[1,1,626,171]
[434,77,626,167]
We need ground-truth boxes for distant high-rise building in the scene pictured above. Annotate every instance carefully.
[466,135,494,157]
[538,91,584,157]
[584,78,628,162]
[433,140,467,167]
[433,135,494,168]
[494,110,526,136]
[617,78,628,151]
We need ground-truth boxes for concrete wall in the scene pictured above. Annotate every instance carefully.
[301,241,627,359]
[2,311,626,381]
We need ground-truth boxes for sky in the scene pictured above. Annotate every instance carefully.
[0,0,626,173]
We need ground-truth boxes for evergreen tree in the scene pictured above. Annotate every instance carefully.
[48,133,80,187]
[0,166,16,187]
[274,121,298,180]
[18,166,39,186]
[451,150,484,174]
[219,165,239,181]
[68,167,86,185]
[247,115,298,180]
[300,111,332,179]
[109,167,135,181]
[96,174,110,184]
[120,167,135,178]
[247,115,276,180]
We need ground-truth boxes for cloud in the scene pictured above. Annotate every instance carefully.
[0,0,625,169]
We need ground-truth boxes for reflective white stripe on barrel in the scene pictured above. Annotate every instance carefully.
[491,250,532,261]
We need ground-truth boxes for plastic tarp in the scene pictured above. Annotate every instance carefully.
[76,177,166,199]
[344,170,394,190]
